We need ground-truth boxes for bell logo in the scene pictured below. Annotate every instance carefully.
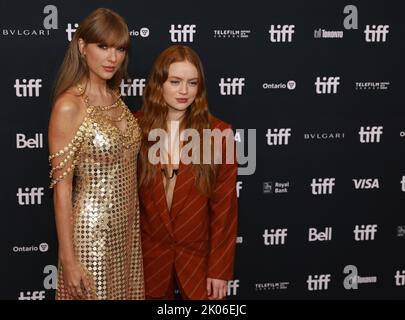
[219,78,245,95]
[16,187,44,205]
[16,133,43,149]
[14,79,42,97]
[364,25,389,42]
[308,227,332,241]
[268,25,295,42]
[315,76,340,94]
[307,274,331,291]
[169,24,196,42]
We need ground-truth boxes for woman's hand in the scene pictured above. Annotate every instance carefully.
[62,261,91,300]
[207,278,227,300]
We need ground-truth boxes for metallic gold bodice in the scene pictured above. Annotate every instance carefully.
[49,97,144,300]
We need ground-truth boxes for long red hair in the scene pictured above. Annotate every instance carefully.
[139,45,217,196]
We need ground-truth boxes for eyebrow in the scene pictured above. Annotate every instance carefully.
[168,76,198,81]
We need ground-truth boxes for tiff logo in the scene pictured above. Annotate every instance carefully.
[236,181,242,198]
[395,270,405,286]
[227,280,240,296]
[169,24,196,42]
[16,133,43,149]
[18,291,45,300]
[268,25,295,42]
[311,178,335,195]
[353,224,377,241]
[266,128,291,145]
[307,274,331,291]
[16,187,44,205]
[66,23,79,41]
[120,78,146,97]
[364,25,389,42]
[359,126,383,143]
[401,176,405,192]
[308,227,332,242]
[263,228,287,246]
[315,76,340,94]
[14,79,42,97]
[219,78,245,95]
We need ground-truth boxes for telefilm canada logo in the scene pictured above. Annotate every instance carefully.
[355,82,390,90]
[213,29,251,38]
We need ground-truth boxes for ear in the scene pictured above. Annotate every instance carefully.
[78,38,86,56]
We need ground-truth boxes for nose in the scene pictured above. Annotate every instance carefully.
[108,48,117,63]
[179,81,188,95]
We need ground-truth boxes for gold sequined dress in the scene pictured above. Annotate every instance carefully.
[49,89,144,300]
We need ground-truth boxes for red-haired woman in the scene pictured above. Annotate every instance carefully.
[137,45,238,300]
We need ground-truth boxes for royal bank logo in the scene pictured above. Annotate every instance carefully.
[364,25,389,42]
[236,236,243,244]
[129,27,150,37]
[120,78,146,96]
[213,29,251,39]
[314,28,344,39]
[263,80,296,90]
[263,181,290,194]
[355,82,390,90]
[268,25,295,42]
[255,281,289,291]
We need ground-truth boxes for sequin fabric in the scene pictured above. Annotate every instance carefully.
[49,94,144,300]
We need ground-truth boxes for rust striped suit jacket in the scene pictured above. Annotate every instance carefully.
[136,114,238,299]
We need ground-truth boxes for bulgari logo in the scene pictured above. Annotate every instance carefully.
[304,132,345,140]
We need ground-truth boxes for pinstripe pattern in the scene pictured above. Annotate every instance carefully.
[136,113,238,300]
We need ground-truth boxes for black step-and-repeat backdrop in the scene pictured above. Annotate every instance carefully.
[1,0,404,300]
